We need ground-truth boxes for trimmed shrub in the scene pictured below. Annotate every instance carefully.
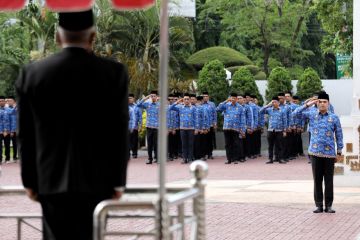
[231,67,264,105]
[197,59,229,104]
[296,67,323,100]
[254,71,267,80]
[186,46,253,69]
[265,67,293,102]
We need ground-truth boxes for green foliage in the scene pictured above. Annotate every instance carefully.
[296,67,323,100]
[186,46,253,70]
[230,67,263,105]
[315,0,352,76]
[266,67,293,102]
[197,59,228,104]
[288,65,304,80]
[219,0,312,75]
[254,71,267,80]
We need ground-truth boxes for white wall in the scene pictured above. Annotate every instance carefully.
[255,79,353,117]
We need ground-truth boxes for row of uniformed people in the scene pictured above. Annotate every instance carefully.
[0,96,18,163]
[127,90,310,164]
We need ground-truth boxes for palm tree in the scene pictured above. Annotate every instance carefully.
[94,1,195,96]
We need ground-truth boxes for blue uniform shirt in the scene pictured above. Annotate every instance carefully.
[137,99,160,129]
[260,106,287,132]
[169,104,196,130]
[0,107,10,133]
[6,106,17,132]
[129,103,142,130]
[203,101,217,127]
[128,106,136,130]
[217,102,246,133]
[292,105,343,158]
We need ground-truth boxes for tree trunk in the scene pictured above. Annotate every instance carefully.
[263,45,270,76]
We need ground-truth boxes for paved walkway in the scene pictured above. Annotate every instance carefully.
[1,151,360,239]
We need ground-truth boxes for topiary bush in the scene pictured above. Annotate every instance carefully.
[265,67,293,102]
[296,67,323,100]
[197,59,229,104]
[231,67,264,105]
[254,71,267,80]
[186,46,253,70]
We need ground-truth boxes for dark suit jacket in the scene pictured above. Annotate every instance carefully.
[16,47,129,195]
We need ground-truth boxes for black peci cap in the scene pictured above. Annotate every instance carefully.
[317,92,329,101]
[278,92,285,97]
[292,96,299,100]
[230,93,238,97]
[129,93,135,98]
[58,9,94,32]
[196,96,204,101]
[272,96,279,101]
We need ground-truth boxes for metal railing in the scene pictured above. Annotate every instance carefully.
[0,161,208,240]
[93,160,208,240]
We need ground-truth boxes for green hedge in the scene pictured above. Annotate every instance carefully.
[186,46,253,69]
[254,71,267,80]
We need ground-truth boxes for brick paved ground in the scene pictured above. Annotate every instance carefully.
[1,152,360,240]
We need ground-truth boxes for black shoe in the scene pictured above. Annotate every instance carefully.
[153,159,158,163]
[266,160,273,164]
[313,207,323,213]
[225,160,231,164]
[146,159,152,164]
[325,207,335,213]
[279,160,287,164]
[239,159,246,163]
[209,155,214,159]
[132,155,138,159]
[233,160,239,164]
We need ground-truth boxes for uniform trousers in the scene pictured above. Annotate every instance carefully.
[310,156,335,207]
[129,130,139,157]
[146,128,157,160]
[224,130,240,162]
[267,131,282,161]
[168,132,177,158]
[39,192,112,240]
[194,133,205,159]
[180,129,194,160]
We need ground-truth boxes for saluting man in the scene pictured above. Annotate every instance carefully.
[137,90,160,164]
[293,92,343,213]
[217,93,246,164]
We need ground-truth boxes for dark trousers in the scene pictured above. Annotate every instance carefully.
[129,130,139,157]
[0,134,11,161]
[295,132,304,155]
[194,133,205,159]
[175,129,182,156]
[224,130,240,162]
[238,138,245,160]
[39,192,112,240]
[146,128,157,160]
[267,131,282,161]
[168,132,177,158]
[211,127,216,150]
[310,156,335,207]
[245,132,255,157]
[203,130,213,157]
[254,130,262,155]
[180,130,194,160]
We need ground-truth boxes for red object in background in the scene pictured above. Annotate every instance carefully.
[111,0,155,10]
[0,0,25,10]
[45,0,94,11]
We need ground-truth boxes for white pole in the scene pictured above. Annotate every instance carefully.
[158,0,170,238]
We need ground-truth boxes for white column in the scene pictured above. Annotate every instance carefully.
[352,0,360,117]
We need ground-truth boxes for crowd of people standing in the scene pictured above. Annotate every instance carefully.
[128,91,313,165]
